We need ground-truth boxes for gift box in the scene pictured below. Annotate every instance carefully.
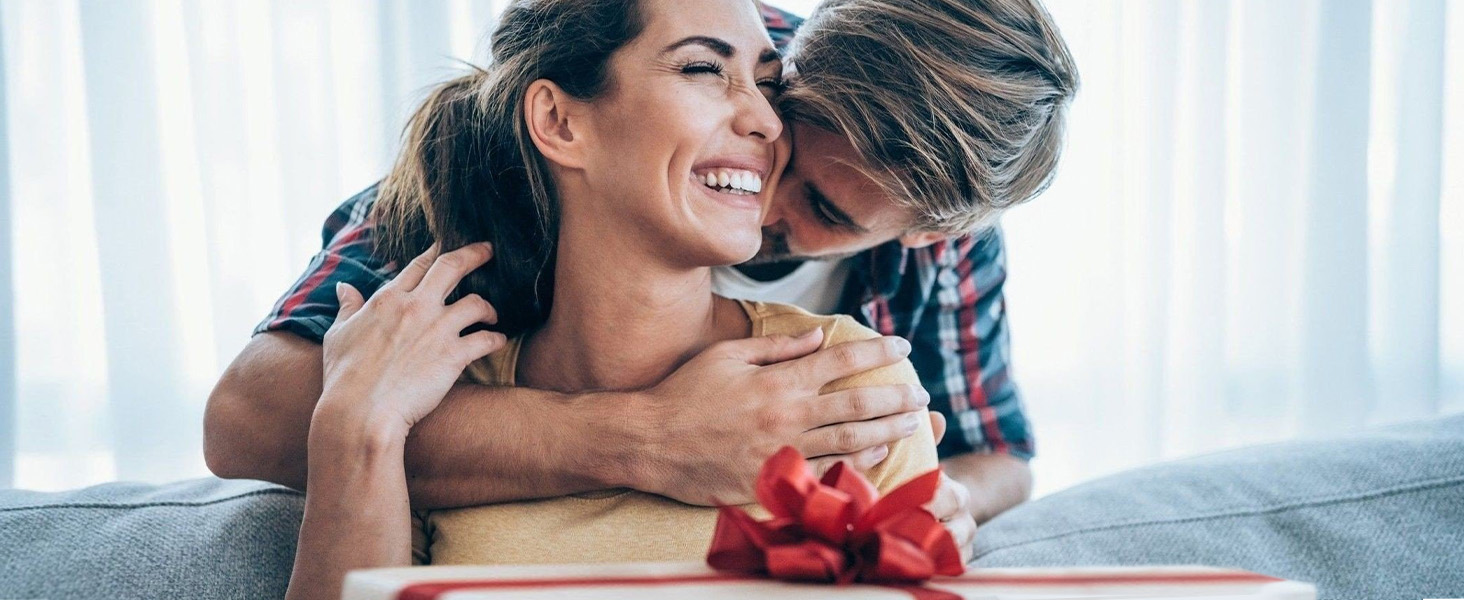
[343,449,1312,599]
[342,561,1317,599]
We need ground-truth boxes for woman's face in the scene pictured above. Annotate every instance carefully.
[563,0,786,268]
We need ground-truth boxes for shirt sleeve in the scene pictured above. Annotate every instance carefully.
[915,227,1034,460]
[252,183,397,343]
[412,509,433,565]
[818,315,941,493]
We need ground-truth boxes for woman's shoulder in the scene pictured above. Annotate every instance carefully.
[737,300,875,347]
[737,300,915,390]
[461,335,525,386]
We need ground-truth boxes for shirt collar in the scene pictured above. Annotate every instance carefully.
[857,240,910,301]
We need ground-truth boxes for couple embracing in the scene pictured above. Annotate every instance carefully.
[201,0,1076,597]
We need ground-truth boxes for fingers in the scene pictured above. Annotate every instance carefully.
[797,410,925,458]
[947,513,977,564]
[334,281,365,322]
[726,328,824,366]
[930,410,947,445]
[809,384,929,430]
[459,330,509,363]
[925,472,967,521]
[418,242,493,300]
[927,473,975,561]
[389,243,441,292]
[806,445,888,477]
[444,293,499,331]
[784,336,911,389]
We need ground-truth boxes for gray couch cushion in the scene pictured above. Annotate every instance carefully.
[3,416,1460,600]
[0,477,302,600]
[972,414,1464,599]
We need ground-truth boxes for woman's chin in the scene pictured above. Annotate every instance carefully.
[675,232,763,268]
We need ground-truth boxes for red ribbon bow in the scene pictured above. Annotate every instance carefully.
[706,446,965,586]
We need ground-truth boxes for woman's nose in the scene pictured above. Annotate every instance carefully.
[734,91,784,143]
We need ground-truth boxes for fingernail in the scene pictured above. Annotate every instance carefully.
[894,337,911,356]
[334,281,345,296]
[801,328,823,339]
[906,414,922,433]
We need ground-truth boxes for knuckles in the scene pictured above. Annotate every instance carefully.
[845,388,872,416]
[754,406,787,434]
[829,343,862,371]
[832,426,863,453]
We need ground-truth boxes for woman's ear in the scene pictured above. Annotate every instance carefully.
[524,79,587,169]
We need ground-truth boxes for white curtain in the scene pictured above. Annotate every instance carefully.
[1004,0,1464,495]
[1,0,1461,495]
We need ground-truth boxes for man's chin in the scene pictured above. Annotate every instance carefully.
[740,248,862,266]
[739,250,798,266]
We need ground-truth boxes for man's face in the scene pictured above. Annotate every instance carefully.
[749,122,944,264]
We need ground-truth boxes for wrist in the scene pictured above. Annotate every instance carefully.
[579,389,661,492]
[309,396,410,460]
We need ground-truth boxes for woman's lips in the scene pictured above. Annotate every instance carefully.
[693,167,763,194]
[690,172,763,210]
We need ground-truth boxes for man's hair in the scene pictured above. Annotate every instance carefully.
[780,0,1078,233]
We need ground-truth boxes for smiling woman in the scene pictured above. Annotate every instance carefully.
[274,0,937,595]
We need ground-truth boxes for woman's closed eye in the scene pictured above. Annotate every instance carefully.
[681,60,783,97]
[681,60,726,78]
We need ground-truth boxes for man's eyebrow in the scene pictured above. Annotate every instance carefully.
[663,36,736,57]
[807,183,871,233]
[758,48,781,64]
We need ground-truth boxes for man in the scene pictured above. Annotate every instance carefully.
[204,0,1076,550]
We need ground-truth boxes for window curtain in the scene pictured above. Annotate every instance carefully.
[2,0,1461,494]
[1003,0,1464,494]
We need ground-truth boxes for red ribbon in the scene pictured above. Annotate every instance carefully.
[706,447,964,597]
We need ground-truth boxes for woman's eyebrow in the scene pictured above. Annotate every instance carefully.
[662,36,780,65]
[663,36,736,57]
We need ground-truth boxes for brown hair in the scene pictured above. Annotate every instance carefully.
[372,0,644,336]
[780,0,1078,233]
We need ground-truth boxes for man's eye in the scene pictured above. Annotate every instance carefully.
[756,78,785,98]
[809,197,840,226]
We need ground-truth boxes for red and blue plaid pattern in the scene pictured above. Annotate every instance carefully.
[256,4,1032,460]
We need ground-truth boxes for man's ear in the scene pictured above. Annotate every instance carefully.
[898,230,947,249]
[524,79,587,169]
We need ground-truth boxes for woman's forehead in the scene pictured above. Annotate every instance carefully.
[632,0,772,54]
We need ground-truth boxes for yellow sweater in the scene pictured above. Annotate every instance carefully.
[413,299,939,565]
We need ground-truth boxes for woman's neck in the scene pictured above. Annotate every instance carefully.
[515,219,751,393]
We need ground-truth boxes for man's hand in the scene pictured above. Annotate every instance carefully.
[926,411,977,562]
[634,328,930,506]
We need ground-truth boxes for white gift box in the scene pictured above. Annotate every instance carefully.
[343,562,1316,600]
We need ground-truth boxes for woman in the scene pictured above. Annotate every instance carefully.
[286,0,937,596]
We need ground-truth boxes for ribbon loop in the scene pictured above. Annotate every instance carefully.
[707,447,965,587]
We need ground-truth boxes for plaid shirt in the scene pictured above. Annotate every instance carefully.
[255,4,1033,460]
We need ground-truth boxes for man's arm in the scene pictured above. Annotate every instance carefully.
[205,331,629,507]
[204,328,930,509]
[907,227,1035,522]
[941,453,1031,524]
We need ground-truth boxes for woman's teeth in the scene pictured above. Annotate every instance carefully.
[698,169,762,195]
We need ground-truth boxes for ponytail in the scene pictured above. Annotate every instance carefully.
[374,68,557,337]
[371,0,644,337]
